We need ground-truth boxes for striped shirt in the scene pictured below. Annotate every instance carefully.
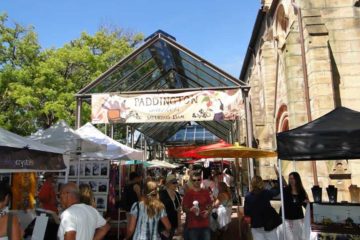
[130,201,167,240]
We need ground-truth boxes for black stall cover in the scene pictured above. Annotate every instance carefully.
[277,107,360,160]
[0,127,66,172]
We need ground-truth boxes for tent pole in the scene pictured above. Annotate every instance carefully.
[278,158,286,240]
[75,97,82,129]
[64,155,70,183]
[110,123,114,139]
[131,127,134,149]
[293,160,296,171]
[77,155,80,185]
[118,162,122,240]
[312,161,319,185]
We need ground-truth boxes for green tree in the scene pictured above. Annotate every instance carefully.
[0,13,143,135]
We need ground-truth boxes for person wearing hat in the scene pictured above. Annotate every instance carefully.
[158,174,182,240]
[38,172,58,213]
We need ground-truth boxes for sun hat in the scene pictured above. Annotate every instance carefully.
[166,174,177,184]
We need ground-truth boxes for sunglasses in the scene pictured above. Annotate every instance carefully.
[192,178,201,182]
[171,181,178,185]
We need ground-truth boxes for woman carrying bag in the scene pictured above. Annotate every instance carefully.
[244,167,281,240]
[125,181,171,240]
[159,175,182,240]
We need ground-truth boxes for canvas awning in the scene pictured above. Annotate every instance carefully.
[0,127,66,172]
[276,107,360,160]
[29,120,106,153]
[75,123,144,160]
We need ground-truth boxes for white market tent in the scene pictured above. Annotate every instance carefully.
[146,159,179,169]
[29,120,106,153]
[75,123,144,160]
[0,127,66,172]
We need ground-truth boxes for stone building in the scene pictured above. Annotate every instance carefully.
[240,0,360,201]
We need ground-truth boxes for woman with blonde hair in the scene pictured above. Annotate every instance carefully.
[125,181,171,240]
[79,183,96,207]
[244,170,281,240]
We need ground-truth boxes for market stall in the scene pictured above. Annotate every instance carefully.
[29,120,106,154]
[75,122,143,160]
[277,106,360,239]
[0,127,66,173]
[0,127,66,236]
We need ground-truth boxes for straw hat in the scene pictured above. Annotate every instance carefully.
[166,174,177,184]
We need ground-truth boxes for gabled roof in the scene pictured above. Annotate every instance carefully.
[76,30,245,144]
[77,30,246,95]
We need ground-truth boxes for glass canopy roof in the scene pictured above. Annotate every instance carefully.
[78,31,245,94]
[166,124,220,145]
[77,30,246,144]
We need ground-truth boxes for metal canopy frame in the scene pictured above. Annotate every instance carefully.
[75,30,249,146]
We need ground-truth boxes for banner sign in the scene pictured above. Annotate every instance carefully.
[91,89,243,124]
[0,146,66,172]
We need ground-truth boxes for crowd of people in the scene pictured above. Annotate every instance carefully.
[122,167,235,240]
[0,163,310,240]
[244,166,309,240]
[0,175,110,240]
[129,165,309,240]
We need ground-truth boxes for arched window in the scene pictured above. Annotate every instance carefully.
[276,104,289,133]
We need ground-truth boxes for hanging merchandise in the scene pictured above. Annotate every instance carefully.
[11,173,36,210]
[107,163,119,219]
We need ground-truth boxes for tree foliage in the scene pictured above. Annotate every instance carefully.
[0,13,143,135]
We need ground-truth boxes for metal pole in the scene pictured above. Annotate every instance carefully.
[131,127,134,149]
[126,126,129,146]
[118,162,122,240]
[279,158,286,240]
[75,97,82,129]
[110,124,114,139]
[143,135,147,161]
[243,87,254,180]
[76,86,242,98]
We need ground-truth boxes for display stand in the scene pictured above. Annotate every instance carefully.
[57,160,110,215]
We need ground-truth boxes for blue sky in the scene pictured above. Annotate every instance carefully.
[1,1,260,77]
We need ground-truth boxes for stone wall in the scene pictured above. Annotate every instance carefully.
[242,0,360,201]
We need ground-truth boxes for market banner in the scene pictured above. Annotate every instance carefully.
[0,146,66,172]
[91,89,244,124]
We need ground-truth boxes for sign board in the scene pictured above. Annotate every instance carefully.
[91,89,243,124]
[0,146,66,172]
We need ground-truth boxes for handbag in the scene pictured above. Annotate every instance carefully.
[263,206,282,231]
[129,202,140,240]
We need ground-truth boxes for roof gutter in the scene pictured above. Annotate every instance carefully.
[239,9,266,82]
